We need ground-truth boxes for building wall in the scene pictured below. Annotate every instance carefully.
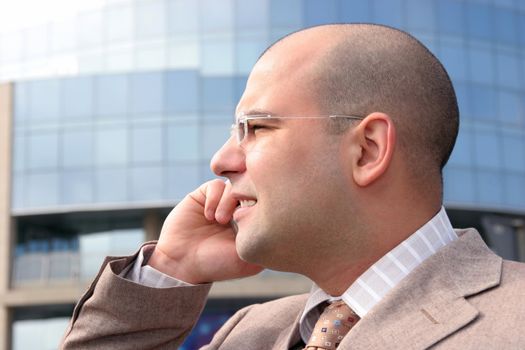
[2,0,525,349]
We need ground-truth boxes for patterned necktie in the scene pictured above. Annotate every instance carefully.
[304,300,360,350]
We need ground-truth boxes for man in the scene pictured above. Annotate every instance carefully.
[61,24,525,349]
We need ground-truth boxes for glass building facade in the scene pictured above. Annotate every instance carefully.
[1,0,524,349]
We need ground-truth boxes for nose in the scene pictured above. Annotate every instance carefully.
[210,136,246,178]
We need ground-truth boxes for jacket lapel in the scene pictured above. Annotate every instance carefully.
[273,306,303,350]
[340,229,502,350]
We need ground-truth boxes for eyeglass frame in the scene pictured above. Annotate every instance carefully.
[231,114,365,145]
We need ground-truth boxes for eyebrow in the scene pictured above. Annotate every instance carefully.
[236,109,276,118]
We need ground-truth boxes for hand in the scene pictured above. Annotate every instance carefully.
[148,179,263,284]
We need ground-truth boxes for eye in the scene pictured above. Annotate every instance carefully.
[247,121,267,133]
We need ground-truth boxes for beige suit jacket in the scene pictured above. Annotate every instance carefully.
[61,228,525,349]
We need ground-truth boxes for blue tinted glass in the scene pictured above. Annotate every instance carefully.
[96,167,128,202]
[405,0,435,32]
[27,172,59,207]
[436,0,464,36]
[136,0,166,40]
[201,0,234,32]
[372,0,403,28]
[269,0,303,28]
[202,77,235,112]
[496,53,520,89]
[443,167,476,203]
[465,3,494,40]
[340,1,371,22]
[499,91,523,124]
[501,132,525,172]
[469,85,497,120]
[468,47,494,84]
[304,0,338,26]
[167,124,200,161]
[96,128,128,166]
[202,124,230,159]
[236,0,268,31]
[131,125,163,163]
[62,76,94,119]
[12,173,24,209]
[474,130,501,169]
[454,83,471,117]
[476,170,503,205]
[167,164,200,200]
[29,79,60,120]
[14,82,30,122]
[236,39,267,74]
[504,173,525,208]
[130,72,164,115]
[95,74,128,116]
[165,70,199,113]
[62,170,94,204]
[438,44,467,82]
[234,76,248,104]
[28,132,59,170]
[447,128,472,167]
[494,8,518,45]
[518,13,525,46]
[13,133,25,172]
[130,166,163,201]
[62,129,94,167]
[167,0,198,36]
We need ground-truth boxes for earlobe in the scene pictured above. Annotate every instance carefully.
[353,113,396,187]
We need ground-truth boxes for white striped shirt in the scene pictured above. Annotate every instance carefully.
[299,206,457,342]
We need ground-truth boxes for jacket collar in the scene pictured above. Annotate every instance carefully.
[338,228,502,349]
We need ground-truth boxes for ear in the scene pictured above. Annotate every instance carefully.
[351,112,396,187]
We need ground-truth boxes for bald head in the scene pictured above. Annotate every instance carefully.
[260,24,459,185]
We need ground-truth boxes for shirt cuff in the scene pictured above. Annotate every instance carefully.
[120,245,196,288]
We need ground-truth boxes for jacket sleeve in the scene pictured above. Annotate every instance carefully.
[60,243,211,349]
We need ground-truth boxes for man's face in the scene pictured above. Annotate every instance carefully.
[210,50,351,272]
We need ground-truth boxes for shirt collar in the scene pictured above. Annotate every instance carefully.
[299,206,457,342]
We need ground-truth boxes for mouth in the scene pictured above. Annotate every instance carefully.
[238,199,257,208]
[233,198,257,221]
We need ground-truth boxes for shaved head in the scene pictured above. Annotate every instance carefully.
[261,24,459,185]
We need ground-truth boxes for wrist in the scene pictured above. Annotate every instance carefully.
[148,247,204,285]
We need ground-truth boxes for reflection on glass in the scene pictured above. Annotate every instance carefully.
[166,70,199,113]
[62,129,94,168]
[129,72,164,114]
[131,125,163,163]
[62,76,94,119]
[96,167,128,203]
[477,170,503,205]
[202,77,234,112]
[13,318,70,350]
[474,130,501,169]
[443,167,476,203]
[95,74,129,116]
[372,0,403,28]
[28,132,59,170]
[62,170,94,204]
[29,79,60,120]
[304,0,338,26]
[130,166,164,201]
[465,3,493,40]
[26,172,59,207]
[96,127,128,166]
[167,124,199,161]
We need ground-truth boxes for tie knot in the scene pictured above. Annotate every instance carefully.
[304,300,360,350]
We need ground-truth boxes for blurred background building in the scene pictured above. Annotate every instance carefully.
[0,0,524,349]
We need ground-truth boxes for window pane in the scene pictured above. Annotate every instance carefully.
[167,164,200,200]
[14,82,29,122]
[25,25,48,58]
[202,124,230,159]
[437,0,464,36]
[236,0,268,33]
[131,125,163,163]
[136,0,166,40]
[499,91,523,125]
[29,79,60,120]
[95,74,128,116]
[106,3,134,42]
[405,0,435,32]
[28,132,59,170]
[494,7,518,45]
[201,0,234,33]
[496,53,520,89]
[167,124,199,161]
[372,0,403,28]
[27,172,59,207]
[62,76,94,119]
[443,167,476,203]
[96,128,128,166]
[269,0,302,29]
[236,39,266,75]
[477,170,502,205]
[473,130,501,169]
[468,47,494,85]
[304,0,338,26]
[62,129,94,168]
[202,77,234,112]
[501,131,525,172]
[438,44,467,82]
[167,0,199,37]
[62,170,94,204]
[469,85,496,121]
[13,318,70,350]
[165,70,199,113]
[129,72,164,115]
[50,18,76,52]
[504,173,525,208]
[13,133,25,172]
[130,166,163,201]
[78,10,104,49]
[341,1,371,22]
[447,128,472,167]
[202,37,235,75]
[465,3,494,41]
[96,167,128,202]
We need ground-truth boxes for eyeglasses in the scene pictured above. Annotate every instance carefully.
[231,114,364,146]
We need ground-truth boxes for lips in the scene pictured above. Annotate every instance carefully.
[239,199,257,208]
[233,198,257,221]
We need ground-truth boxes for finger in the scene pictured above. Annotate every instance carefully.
[215,181,238,224]
[203,179,226,221]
